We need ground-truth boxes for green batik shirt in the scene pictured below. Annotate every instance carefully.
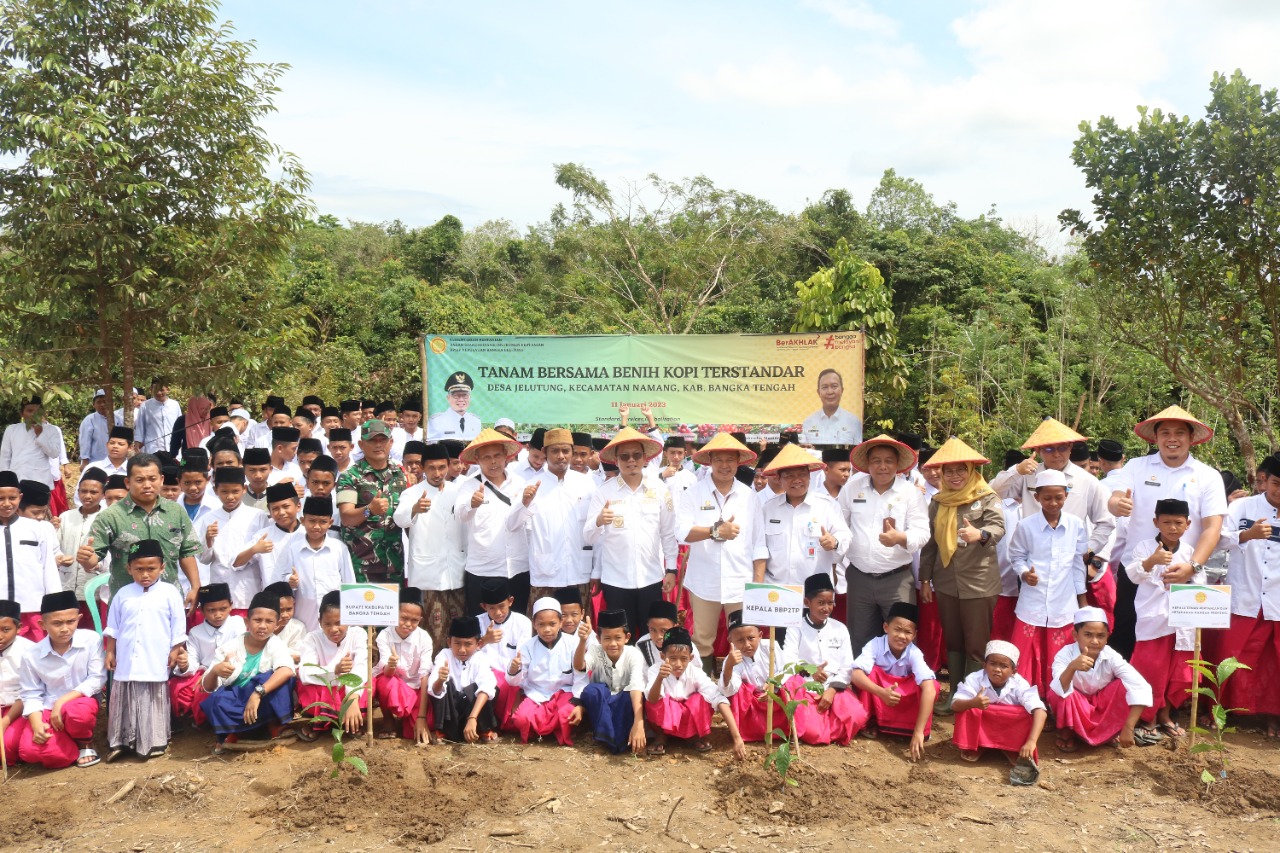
[90,495,202,594]
[335,460,408,584]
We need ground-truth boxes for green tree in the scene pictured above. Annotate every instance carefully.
[0,0,311,418]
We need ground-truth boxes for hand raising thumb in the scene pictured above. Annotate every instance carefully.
[961,517,975,528]
[1125,489,1132,499]
[882,517,896,531]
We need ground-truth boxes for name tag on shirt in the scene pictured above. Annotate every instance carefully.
[19,540,37,547]
[769,518,781,525]
[1144,478,1160,487]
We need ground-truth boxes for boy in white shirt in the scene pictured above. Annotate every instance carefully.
[637,599,677,668]
[171,583,246,725]
[575,608,647,754]
[781,572,866,744]
[0,599,36,759]
[645,626,747,758]
[506,596,586,745]
[57,469,107,628]
[103,540,187,761]
[950,640,1047,784]
[850,602,937,761]
[420,615,499,744]
[198,466,271,615]
[0,471,62,640]
[297,590,367,739]
[1007,469,1088,696]
[17,591,105,768]
[277,496,356,634]
[475,578,532,730]
[1049,607,1151,752]
[719,611,788,742]
[259,483,302,589]
[263,581,305,664]
[373,587,434,740]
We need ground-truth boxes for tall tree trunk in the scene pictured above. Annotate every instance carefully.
[122,305,135,429]
[1223,405,1257,479]
[96,278,115,419]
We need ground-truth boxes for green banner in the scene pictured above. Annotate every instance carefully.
[422,333,863,442]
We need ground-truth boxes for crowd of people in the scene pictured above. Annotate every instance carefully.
[0,380,1276,790]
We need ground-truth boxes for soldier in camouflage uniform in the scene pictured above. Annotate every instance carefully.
[336,420,409,584]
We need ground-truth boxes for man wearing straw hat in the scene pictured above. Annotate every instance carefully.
[755,443,850,642]
[583,428,678,643]
[518,428,598,609]
[1106,406,1227,658]
[454,428,529,615]
[842,435,931,654]
[675,432,767,676]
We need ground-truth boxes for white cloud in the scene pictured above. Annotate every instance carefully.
[802,0,899,36]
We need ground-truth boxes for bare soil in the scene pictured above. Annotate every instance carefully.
[1,710,1277,852]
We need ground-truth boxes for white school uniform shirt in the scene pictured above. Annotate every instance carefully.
[760,491,850,587]
[74,458,127,506]
[583,475,679,588]
[952,670,1046,713]
[646,660,727,706]
[104,581,187,682]
[258,524,300,590]
[636,634,662,668]
[427,647,497,700]
[577,643,647,696]
[801,407,863,445]
[196,503,271,609]
[990,461,1116,554]
[394,478,466,591]
[839,474,930,574]
[276,535,356,634]
[113,406,141,428]
[510,457,544,482]
[184,615,247,673]
[78,411,110,463]
[56,506,103,598]
[756,484,785,508]
[135,397,182,454]
[18,629,105,713]
[277,618,307,660]
[374,625,434,689]
[1219,493,1280,619]
[0,516,61,612]
[852,635,936,684]
[1008,510,1088,628]
[1127,537,1202,648]
[455,473,529,579]
[0,635,36,705]
[517,468,597,588]
[507,633,586,703]
[205,633,296,690]
[676,477,768,605]
[0,422,63,486]
[299,626,369,687]
[389,425,423,463]
[658,467,697,496]
[719,639,788,696]
[266,461,304,487]
[996,498,1023,597]
[1109,452,1228,566]
[1049,642,1153,707]
[475,611,532,671]
[426,411,481,442]
[783,616,855,689]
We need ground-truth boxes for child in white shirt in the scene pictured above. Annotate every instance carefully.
[1049,607,1152,752]
[475,578,532,729]
[169,583,246,725]
[0,600,36,760]
[637,599,677,668]
[298,590,367,739]
[197,467,271,613]
[263,581,306,664]
[277,496,355,634]
[506,596,586,745]
[575,608,647,754]
[719,611,788,742]
[645,626,746,759]
[950,640,1047,784]
[373,587,433,740]
[850,602,938,761]
[421,615,499,744]
[782,572,867,744]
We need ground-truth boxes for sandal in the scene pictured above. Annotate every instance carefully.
[1055,732,1077,753]
[1157,721,1186,739]
[959,749,980,762]
[1132,727,1164,747]
[694,739,713,753]
[212,742,226,756]
[860,724,879,740]
[104,747,128,764]
[481,730,499,743]
[76,746,101,767]
[646,741,666,756]
[145,745,169,759]
[295,725,318,742]
[376,729,399,740]
[1009,757,1040,787]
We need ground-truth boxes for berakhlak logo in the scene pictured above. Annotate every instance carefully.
[824,335,836,349]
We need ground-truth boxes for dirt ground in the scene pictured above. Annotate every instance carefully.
[1,704,1277,853]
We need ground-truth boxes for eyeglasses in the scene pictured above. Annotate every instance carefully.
[616,452,645,462]
[1040,445,1071,454]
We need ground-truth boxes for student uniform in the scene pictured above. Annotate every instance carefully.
[373,625,434,737]
[718,638,788,742]
[782,614,867,743]
[298,626,370,729]
[0,634,36,758]
[196,504,271,612]
[198,633,296,738]
[56,504,106,627]
[577,643,648,753]
[17,629,105,768]
[991,498,1023,642]
[257,524,300,591]
[1126,537,1201,723]
[1007,510,1088,695]
[171,614,246,723]
[393,478,467,651]
[476,610,532,727]
[0,516,62,640]
[104,580,187,755]
[645,662,728,740]
[951,669,1045,757]
[275,536,356,634]
[276,618,307,662]
[506,632,586,744]
[426,647,499,741]
[852,634,936,737]
[636,634,662,668]
[1217,493,1280,716]
[1048,642,1152,746]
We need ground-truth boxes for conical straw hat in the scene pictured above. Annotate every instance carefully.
[850,434,917,474]
[761,442,826,474]
[1133,405,1213,446]
[920,436,989,469]
[691,431,757,466]
[1021,417,1087,450]
[459,428,522,465]
[598,427,663,464]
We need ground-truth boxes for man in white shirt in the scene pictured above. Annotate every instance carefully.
[841,436,931,653]
[78,390,111,465]
[394,444,466,651]
[1106,406,1227,658]
[135,379,183,455]
[0,397,65,488]
[584,428,678,647]
[511,428,547,481]
[654,437,697,495]
[454,429,528,614]
[801,369,863,445]
[390,399,424,463]
[514,428,596,606]
[427,372,482,442]
[676,433,766,675]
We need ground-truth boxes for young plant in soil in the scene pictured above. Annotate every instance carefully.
[1188,656,1249,794]
[763,661,822,789]
[300,664,369,778]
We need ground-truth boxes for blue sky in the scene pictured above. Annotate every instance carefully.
[221,0,1280,248]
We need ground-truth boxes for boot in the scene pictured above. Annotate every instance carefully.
[935,652,965,716]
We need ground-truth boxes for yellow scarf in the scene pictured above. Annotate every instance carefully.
[931,464,994,568]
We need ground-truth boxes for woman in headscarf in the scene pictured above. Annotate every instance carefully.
[918,437,1005,714]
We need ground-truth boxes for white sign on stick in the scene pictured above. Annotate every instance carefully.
[339,583,399,626]
[1167,584,1231,630]
[741,583,804,628]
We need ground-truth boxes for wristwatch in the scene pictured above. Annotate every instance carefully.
[1190,560,1204,574]
[979,530,991,546]
[710,520,723,542]
[254,684,267,697]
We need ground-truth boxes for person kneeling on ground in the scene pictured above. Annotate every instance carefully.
[949,639,1047,785]
[645,626,747,759]
[421,615,499,744]
[849,602,937,761]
